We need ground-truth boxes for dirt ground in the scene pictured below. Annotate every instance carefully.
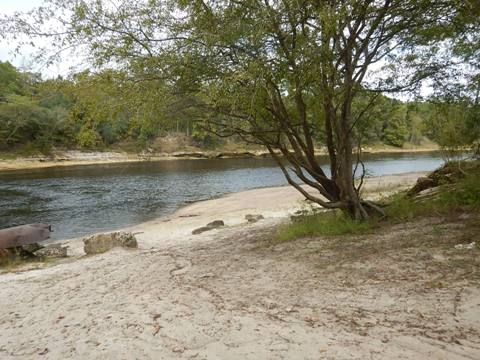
[0,208,479,359]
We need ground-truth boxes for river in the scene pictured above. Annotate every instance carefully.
[0,152,445,240]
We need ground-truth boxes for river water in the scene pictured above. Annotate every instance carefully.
[0,152,445,240]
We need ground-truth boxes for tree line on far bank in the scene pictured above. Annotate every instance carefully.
[0,60,475,154]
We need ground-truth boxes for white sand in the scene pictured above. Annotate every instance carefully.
[1,172,479,359]
[65,171,424,255]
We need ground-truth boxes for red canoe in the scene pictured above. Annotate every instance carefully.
[0,224,52,249]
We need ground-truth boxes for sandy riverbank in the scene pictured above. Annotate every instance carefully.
[1,171,479,359]
[0,145,440,172]
[62,172,424,256]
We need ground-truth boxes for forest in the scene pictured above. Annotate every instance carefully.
[1,60,476,154]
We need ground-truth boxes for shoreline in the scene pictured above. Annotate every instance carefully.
[0,146,440,172]
[58,171,425,256]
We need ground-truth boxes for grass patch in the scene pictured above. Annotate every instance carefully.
[385,166,480,222]
[277,210,377,242]
[0,257,28,270]
[384,193,434,221]
[0,255,43,271]
[278,160,480,242]
[386,166,480,221]
[439,173,480,208]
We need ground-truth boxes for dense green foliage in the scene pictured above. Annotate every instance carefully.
[0,62,208,152]
[0,61,465,154]
[0,62,71,152]
[425,100,480,157]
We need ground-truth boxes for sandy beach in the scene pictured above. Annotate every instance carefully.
[0,172,479,359]
[61,172,423,255]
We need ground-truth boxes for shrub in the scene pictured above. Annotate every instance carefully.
[76,126,101,148]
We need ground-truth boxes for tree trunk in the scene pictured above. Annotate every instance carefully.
[336,139,369,220]
[324,94,370,220]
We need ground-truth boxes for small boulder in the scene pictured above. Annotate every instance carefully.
[83,232,138,255]
[207,220,224,228]
[245,214,264,223]
[454,242,476,250]
[192,220,225,235]
[34,244,68,258]
[192,226,211,235]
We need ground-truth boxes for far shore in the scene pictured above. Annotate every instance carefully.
[0,145,440,172]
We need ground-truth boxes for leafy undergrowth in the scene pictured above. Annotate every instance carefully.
[277,160,480,242]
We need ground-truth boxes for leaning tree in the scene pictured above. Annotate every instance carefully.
[2,0,475,219]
